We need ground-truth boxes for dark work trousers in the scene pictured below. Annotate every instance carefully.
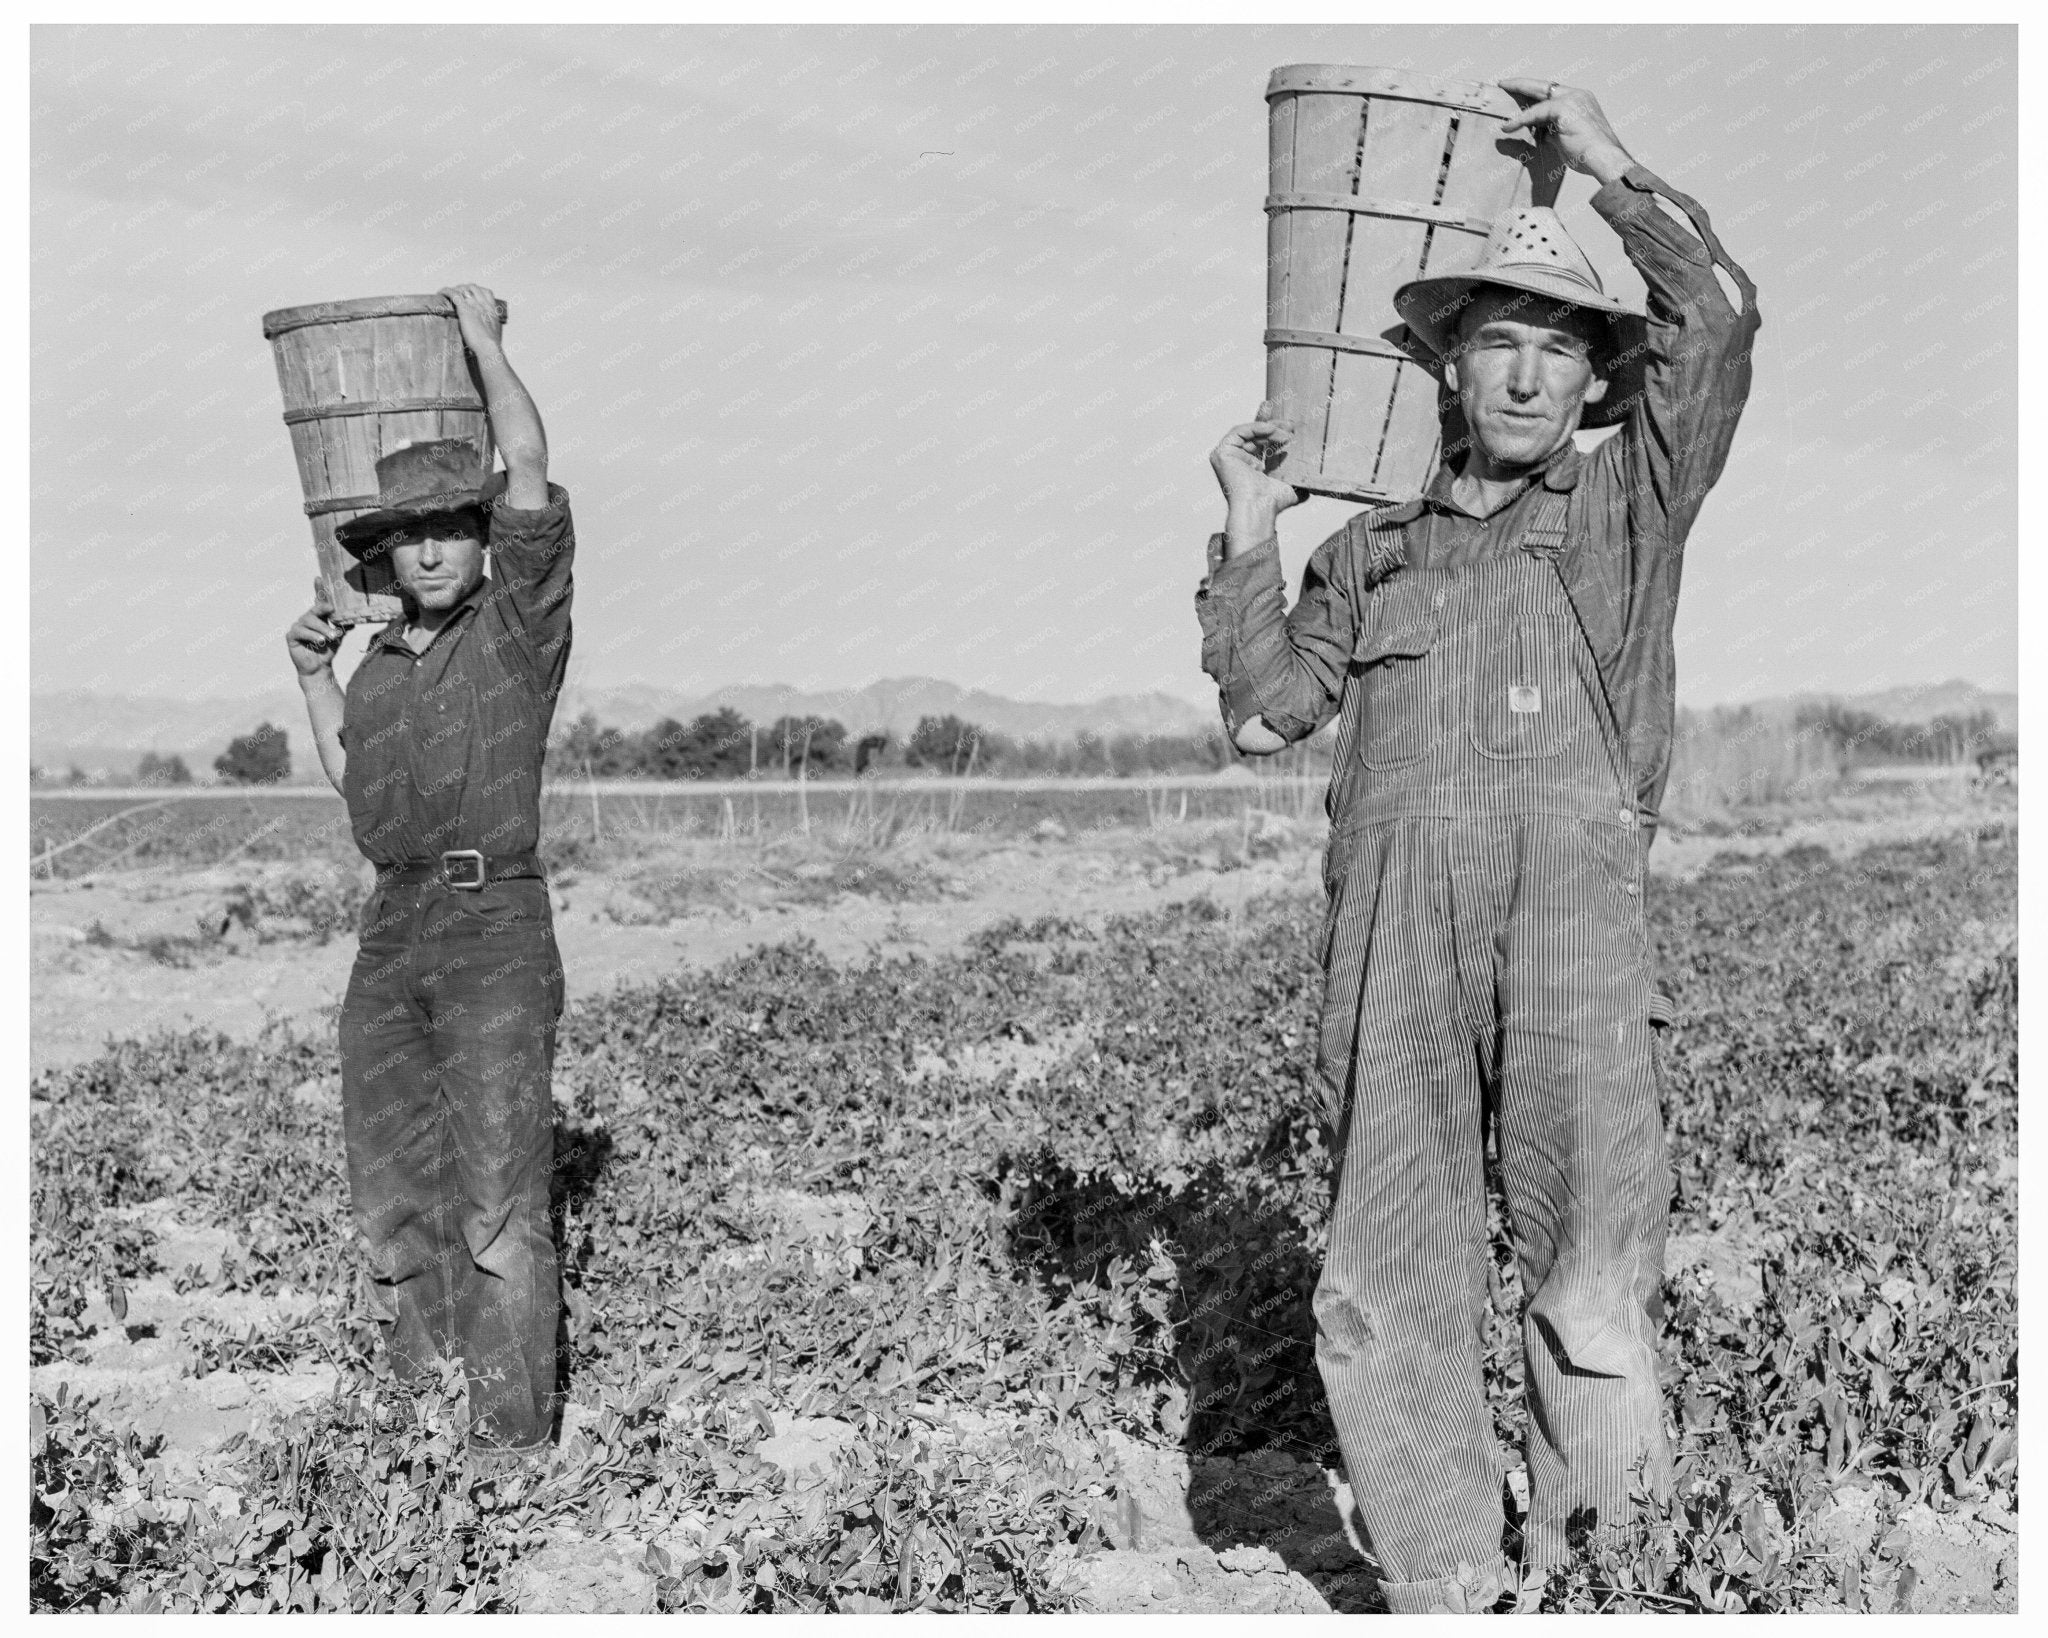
[339,875,565,1453]
[1313,547,1672,1612]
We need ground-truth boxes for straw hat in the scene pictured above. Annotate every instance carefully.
[1393,206,1647,429]
[336,439,505,556]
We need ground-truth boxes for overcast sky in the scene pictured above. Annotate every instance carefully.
[31,22,2016,709]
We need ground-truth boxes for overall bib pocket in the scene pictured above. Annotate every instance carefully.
[1354,576,1442,771]
[1471,616,1579,760]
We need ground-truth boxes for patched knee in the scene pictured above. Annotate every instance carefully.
[1313,1287,1379,1369]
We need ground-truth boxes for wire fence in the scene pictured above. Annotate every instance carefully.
[29,772,1336,879]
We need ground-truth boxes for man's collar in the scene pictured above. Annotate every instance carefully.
[370,577,487,654]
[1373,495,1429,527]
[1540,438,1586,492]
[1416,437,1584,519]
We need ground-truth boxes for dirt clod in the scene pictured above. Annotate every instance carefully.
[755,1416,857,1489]
[503,1533,658,1614]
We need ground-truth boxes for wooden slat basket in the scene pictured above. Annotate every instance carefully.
[261,294,506,625]
[1265,66,1544,505]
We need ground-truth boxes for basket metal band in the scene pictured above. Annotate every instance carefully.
[1265,192,1494,235]
[1264,64,1517,119]
[1283,469,1404,505]
[283,396,485,426]
[1264,328,1429,365]
[261,296,507,338]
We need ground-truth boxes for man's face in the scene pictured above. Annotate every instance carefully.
[1444,289,1611,472]
[385,520,485,612]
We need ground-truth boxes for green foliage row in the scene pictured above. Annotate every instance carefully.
[214,723,292,787]
[29,826,2016,1611]
[1794,703,2013,769]
[547,706,1251,780]
[553,709,855,781]
[135,751,193,786]
[1666,701,2017,813]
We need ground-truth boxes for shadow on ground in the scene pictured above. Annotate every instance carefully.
[1001,1148,1389,1612]
[550,1114,616,1426]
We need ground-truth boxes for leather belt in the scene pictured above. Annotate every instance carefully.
[374,850,544,891]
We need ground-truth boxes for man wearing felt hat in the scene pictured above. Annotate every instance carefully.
[1199,80,1759,1610]
[284,283,575,1476]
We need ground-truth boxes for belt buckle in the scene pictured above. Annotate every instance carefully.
[441,849,486,891]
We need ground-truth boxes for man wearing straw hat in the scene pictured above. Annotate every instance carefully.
[284,283,575,1477]
[1200,80,1759,1609]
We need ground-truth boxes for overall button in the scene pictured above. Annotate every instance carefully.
[1622,881,1640,895]
[1619,809,1636,825]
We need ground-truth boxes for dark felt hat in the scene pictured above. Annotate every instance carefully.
[335,440,504,555]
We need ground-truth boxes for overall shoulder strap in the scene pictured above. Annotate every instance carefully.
[1520,484,1633,793]
[1353,504,1412,597]
[1517,488,1573,559]
[1326,505,1414,779]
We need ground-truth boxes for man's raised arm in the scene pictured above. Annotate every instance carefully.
[443,282,549,509]
[1196,402,1356,755]
[1500,78,1761,545]
[442,284,574,707]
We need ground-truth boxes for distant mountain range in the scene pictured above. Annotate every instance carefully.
[30,677,2017,785]
[1792,679,2016,732]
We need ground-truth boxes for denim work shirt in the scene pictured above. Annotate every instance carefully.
[1197,166,1761,834]
[340,484,575,865]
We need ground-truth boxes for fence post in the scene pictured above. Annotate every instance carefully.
[799,722,812,836]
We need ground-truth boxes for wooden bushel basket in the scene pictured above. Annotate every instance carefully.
[261,294,507,625]
[1266,67,1549,505]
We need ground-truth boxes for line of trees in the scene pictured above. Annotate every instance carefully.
[137,751,193,785]
[30,727,288,788]
[36,702,2007,790]
[1795,703,2014,767]
[543,700,2017,785]
[550,710,859,779]
[543,708,1251,779]
[214,724,291,785]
